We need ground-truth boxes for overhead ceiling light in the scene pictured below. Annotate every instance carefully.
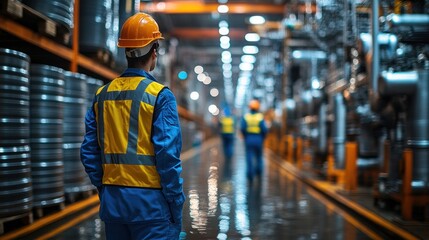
[242,45,259,54]
[197,73,206,82]
[222,51,231,59]
[239,62,254,71]
[217,5,229,13]
[194,65,203,74]
[245,33,260,42]
[219,20,228,28]
[220,36,230,43]
[223,70,232,78]
[249,15,265,25]
[241,55,256,63]
[208,104,219,114]
[190,91,199,100]
[220,42,230,49]
[222,63,232,71]
[203,76,212,85]
[210,88,219,97]
[219,26,229,35]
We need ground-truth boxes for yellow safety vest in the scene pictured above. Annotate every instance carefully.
[244,113,263,134]
[94,76,165,188]
[220,117,234,134]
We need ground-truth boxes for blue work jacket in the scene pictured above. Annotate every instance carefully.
[80,68,185,224]
[240,110,267,147]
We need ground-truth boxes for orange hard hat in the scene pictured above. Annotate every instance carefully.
[118,12,164,53]
[248,99,260,110]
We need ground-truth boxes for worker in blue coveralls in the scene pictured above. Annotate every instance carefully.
[240,99,267,181]
[218,106,235,162]
[80,13,185,240]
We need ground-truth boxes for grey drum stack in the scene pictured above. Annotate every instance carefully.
[63,71,92,200]
[21,0,74,35]
[29,64,66,210]
[0,48,33,218]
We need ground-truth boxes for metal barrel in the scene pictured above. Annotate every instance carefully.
[21,0,74,34]
[79,0,119,57]
[29,64,66,207]
[0,48,33,217]
[63,71,93,194]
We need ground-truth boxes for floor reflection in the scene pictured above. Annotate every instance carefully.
[181,138,374,240]
[53,137,377,240]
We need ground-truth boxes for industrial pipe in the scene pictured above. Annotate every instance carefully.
[332,93,346,169]
[407,65,429,190]
[378,70,418,96]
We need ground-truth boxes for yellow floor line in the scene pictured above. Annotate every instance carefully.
[268,150,420,240]
[307,187,384,240]
[35,205,100,240]
[0,195,99,240]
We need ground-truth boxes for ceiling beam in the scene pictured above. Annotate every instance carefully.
[169,28,247,40]
[141,2,285,14]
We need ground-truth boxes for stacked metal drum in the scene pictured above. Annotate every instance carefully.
[63,71,93,200]
[21,0,74,34]
[0,49,33,219]
[29,64,66,209]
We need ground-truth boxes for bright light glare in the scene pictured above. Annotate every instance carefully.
[210,88,219,97]
[220,42,230,49]
[219,20,228,28]
[239,62,254,71]
[218,5,229,13]
[222,51,231,59]
[208,104,218,114]
[223,70,232,78]
[197,73,207,82]
[219,27,229,35]
[243,46,259,54]
[190,91,199,100]
[238,76,250,85]
[203,76,212,85]
[241,55,256,63]
[312,78,320,89]
[220,36,230,43]
[222,63,232,71]
[249,15,265,25]
[194,65,204,74]
[245,33,260,42]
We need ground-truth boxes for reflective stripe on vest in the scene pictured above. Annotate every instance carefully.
[244,113,263,134]
[94,76,165,188]
[220,117,234,134]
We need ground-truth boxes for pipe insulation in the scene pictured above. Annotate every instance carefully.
[332,93,346,169]
[378,71,418,96]
[407,65,429,190]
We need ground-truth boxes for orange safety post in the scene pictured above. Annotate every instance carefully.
[287,135,294,163]
[296,137,303,169]
[402,148,413,220]
[344,141,358,191]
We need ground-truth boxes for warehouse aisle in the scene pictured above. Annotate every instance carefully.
[24,137,387,240]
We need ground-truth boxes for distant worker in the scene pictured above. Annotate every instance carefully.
[240,99,267,181]
[80,13,185,240]
[219,106,235,161]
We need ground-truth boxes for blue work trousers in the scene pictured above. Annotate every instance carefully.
[105,220,181,240]
[245,144,263,180]
[221,134,234,160]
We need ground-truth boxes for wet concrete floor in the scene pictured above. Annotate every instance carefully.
[45,137,381,240]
